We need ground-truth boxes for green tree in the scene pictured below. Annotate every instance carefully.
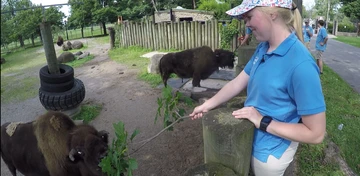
[68,0,95,38]
[340,0,360,21]
[113,0,152,21]
[197,0,231,20]
[314,0,340,22]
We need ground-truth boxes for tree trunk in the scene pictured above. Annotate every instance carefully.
[31,34,35,46]
[102,22,107,35]
[293,0,303,17]
[193,0,196,9]
[151,0,158,12]
[81,27,84,38]
[39,30,43,44]
[18,35,25,47]
[40,22,60,74]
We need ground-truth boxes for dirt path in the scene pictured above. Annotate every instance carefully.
[1,38,203,176]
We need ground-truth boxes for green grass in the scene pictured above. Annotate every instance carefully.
[94,35,110,44]
[138,69,163,87]
[1,45,47,74]
[65,55,95,68]
[1,45,47,103]
[1,75,39,104]
[333,36,360,48]
[297,64,360,175]
[297,141,344,176]
[72,104,103,124]
[108,46,152,69]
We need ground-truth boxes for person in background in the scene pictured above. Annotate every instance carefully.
[315,20,328,74]
[190,0,326,175]
[303,19,313,50]
[241,27,253,46]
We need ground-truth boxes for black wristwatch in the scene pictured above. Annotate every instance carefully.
[259,116,273,132]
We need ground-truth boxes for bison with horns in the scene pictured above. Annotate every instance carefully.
[159,46,235,87]
[0,111,109,176]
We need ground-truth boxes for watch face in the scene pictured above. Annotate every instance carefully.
[263,116,272,123]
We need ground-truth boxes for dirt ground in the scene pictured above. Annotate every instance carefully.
[0,38,204,176]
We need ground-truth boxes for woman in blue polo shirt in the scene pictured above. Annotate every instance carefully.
[189,0,326,175]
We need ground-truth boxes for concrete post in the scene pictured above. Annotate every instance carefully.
[40,22,60,74]
[202,108,254,176]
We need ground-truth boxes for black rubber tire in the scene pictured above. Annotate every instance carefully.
[39,78,85,111]
[39,64,74,84]
[40,79,74,93]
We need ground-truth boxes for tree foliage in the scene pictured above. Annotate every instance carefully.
[340,0,360,21]
[314,0,340,22]
[197,0,231,19]
[1,0,65,47]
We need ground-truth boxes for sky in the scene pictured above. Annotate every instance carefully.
[30,0,70,20]
[303,0,316,10]
[30,0,316,20]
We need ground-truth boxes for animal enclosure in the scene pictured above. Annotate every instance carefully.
[115,20,241,51]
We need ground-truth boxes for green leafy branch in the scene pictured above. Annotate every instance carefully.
[99,121,139,176]
[155,86,194,131]
[220,19,240,50]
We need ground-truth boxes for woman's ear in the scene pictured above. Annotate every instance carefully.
[269,11,279,21]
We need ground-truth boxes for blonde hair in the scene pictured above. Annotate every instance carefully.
[257,2,304,43]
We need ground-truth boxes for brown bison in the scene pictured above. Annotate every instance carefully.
[57,36,64,46]
[159,46,235,87]
[0,111,109,176]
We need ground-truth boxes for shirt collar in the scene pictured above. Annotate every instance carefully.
[261,32,298,57]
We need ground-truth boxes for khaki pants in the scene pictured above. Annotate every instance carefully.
[251,142,299,176]
[315,50,324,60]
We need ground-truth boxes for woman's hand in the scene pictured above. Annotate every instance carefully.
[189,105,209,120]
[232,107,262,128]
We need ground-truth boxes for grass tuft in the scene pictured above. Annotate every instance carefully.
[72,104,103,124]
[138,69,163,88]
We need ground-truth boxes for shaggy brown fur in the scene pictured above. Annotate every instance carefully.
[57,36,64,46]
[1,111,108,176]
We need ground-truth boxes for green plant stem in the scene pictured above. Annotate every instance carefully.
[129,114,191,156]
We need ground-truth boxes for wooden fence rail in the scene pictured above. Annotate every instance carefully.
[115,19,240,51]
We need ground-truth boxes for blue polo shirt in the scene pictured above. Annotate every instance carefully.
[303,25,313,42]
[244,32,326,163]
[315,27,328,51]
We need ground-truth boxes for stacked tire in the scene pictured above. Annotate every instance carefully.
[39,64,85,111]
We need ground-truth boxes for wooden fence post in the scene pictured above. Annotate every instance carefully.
[108,27,115,49]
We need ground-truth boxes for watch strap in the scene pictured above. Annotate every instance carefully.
[259,116,273,132]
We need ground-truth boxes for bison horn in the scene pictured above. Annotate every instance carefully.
[69,149,77,161]
[69,148,83,162]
